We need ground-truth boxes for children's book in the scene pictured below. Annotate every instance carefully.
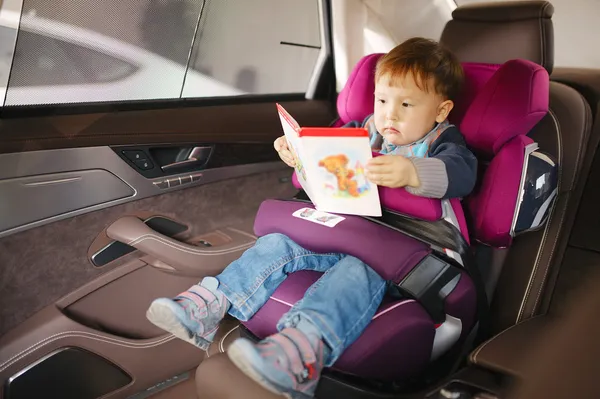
[277,103,382,217]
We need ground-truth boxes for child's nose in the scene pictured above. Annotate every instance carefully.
[386,109,399,121]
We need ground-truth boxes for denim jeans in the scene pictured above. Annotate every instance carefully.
[216,233,387,366]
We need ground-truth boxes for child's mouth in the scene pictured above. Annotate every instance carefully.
[385,127,400,134]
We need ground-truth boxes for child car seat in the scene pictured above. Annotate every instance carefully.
[239,55,555,384]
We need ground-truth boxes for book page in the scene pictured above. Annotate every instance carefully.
[300,134,382,217]
[276,104,315,201]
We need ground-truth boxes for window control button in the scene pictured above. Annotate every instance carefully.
[134,159,154,170]
[123,150,147,162]
[180,176,192,185]
[168,178,181,187]
[191,173,203,182]
[153,180,168,189]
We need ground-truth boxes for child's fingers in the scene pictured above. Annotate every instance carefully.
[274,136,286,151]
[367,156,387,166]
[365,164,389,175]
[279,150,296,167]
[276,137,290,152]
[279,149,293,160]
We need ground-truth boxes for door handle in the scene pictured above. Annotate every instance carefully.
[161,146,212,171]
[106,216,256,276]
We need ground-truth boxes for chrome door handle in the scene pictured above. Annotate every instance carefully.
[161,146,212,171]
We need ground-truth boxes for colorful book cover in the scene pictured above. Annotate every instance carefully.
[277,103,382,217]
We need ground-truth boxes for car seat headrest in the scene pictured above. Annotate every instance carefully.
[440,1,554,74]
[336,53,383,125]
[459,59,549,157]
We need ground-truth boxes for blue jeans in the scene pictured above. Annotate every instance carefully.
[216,233,387,366]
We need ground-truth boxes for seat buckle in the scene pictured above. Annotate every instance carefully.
[388,254,461,324]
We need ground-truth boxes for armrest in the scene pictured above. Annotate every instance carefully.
[106,216,256,277]
[469,316,554,377]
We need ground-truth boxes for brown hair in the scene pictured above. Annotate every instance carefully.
[375,37,464,101]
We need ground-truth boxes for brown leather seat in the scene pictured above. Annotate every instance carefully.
[441,0,592,334]
[506,269,600,399]
[196,352,283,399]
[194,1,594,398]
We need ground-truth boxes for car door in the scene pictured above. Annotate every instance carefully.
[0,1,336,398]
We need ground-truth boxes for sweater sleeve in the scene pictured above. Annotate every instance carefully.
[406,127,478,199]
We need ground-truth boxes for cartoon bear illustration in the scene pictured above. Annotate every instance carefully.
[318,154,360,197]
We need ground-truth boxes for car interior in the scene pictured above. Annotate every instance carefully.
[0,1,599,399]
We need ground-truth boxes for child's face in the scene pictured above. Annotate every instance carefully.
[373,73,454,146]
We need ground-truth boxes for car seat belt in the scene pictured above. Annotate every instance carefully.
[289,191,490,348]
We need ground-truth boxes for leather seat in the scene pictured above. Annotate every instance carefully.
[440,1,592,333]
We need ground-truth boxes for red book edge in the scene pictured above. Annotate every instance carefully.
[299,127,369,137]
[277,103,368,137]
[276,103,300,131]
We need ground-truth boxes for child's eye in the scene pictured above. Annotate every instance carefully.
[377,98,385,104]
[402,102,412,107]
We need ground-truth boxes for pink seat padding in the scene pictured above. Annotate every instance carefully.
[459,59,549,156]
[458,60,549,246]
[449,63,501,126]
[292,56,549,247]
[467,135,534,247]
[336,53,384,124]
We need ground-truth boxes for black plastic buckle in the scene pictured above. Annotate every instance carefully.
[388,254,461,324]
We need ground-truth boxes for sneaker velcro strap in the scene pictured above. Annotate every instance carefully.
[280,328,317,366]
[267,333,306,376]
[176,291,208,319]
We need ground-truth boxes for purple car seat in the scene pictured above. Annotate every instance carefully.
[239,55,555,384]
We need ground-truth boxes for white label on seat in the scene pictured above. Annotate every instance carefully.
[292,208,346,228]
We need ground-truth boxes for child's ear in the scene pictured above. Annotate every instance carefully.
[436,100,454,123]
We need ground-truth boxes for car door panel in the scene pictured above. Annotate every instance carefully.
[0,145,286,238]
[0,98,331,398]
[0,169,135,233]
[0,166,296,333]
[0,168,296,399]
[0,302,204,399]
[0,99,335,154]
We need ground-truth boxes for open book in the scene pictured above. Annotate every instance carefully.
[277,103,382,217]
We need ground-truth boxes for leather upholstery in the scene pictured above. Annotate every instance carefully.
[490,81,592,332]
[443,1,592,332]
[469,316,553,377]
[441,1,554,74]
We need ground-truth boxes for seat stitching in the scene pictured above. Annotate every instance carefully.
[516,208,553,322]
[226,227,258,240]
[219,325,240,353]
[129,234,252,253]
[530,199,568,316]
[516,109,562,322]
[0,332,175,372]
[129,234,253,255]
[516,110,561,321]
[531,94,591,314]
[470,315,544,364]
[538,8,544,68]
[269,295,416,320]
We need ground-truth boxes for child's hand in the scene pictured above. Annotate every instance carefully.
[274,136,296,168]
[366,155,420,188]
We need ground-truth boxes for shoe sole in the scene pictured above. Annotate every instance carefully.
[227,341,294,399]
[146,300,210,350]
